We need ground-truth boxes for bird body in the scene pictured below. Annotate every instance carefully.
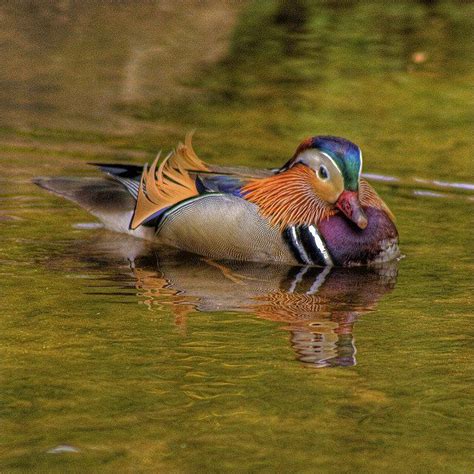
[35,133,399,266]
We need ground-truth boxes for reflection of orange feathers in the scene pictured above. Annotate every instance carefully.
[251,291,326,324]
[133,267,196,325]
[130,133,209,229]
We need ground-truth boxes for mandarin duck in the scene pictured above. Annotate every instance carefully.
[35,133,399,266]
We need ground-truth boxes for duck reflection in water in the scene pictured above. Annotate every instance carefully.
[81,235,398,368]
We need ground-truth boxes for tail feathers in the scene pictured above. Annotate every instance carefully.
[32,177,156,238]
[33,177,135,214]
[88,163,143,180]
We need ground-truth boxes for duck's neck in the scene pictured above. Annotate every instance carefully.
[241,165,335,229]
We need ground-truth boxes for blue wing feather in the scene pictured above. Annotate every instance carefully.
[196,175,245,197]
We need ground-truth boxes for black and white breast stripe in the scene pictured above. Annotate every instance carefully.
[283,225,333,266]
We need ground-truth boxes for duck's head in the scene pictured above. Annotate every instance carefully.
[280,136,367,229]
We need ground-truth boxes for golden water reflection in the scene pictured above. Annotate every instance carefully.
[80,234,398,368]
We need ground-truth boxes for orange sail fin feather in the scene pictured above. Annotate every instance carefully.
[242,165,336,230]
[130,133,209,229]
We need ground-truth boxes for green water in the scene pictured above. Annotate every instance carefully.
[0,1,473,472]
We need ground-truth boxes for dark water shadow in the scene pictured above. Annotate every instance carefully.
[66,233,398,369]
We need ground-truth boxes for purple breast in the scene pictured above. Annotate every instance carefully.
[318,207,399,266]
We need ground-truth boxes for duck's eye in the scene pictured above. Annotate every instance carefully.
[317,165,329,180]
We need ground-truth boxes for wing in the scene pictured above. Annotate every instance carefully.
[128,133,277,230]
[89,133,278,230]
[196,174,247,196]
[155,193,295,264]
[90,163,143,180]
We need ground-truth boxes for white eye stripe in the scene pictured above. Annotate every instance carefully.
[322,149,363,182]
[319,151,339,171]
[294,150,340,174]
